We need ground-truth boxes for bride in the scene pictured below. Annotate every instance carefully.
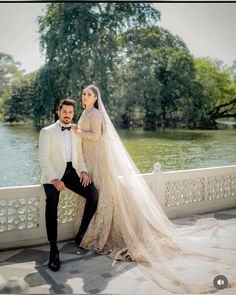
[72,84,236,294]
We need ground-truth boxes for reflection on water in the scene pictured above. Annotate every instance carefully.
[120,128,236,173]
[0,123,236,187]
[0,123,40,187]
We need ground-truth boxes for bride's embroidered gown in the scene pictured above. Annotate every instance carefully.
[74,106,130,259]
[74,93,236,294]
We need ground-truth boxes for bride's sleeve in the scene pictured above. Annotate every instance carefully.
[79,110,102,141]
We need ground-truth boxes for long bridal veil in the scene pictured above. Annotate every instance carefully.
[93,85,236,294]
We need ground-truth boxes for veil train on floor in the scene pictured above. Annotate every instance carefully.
[86,86,236,294]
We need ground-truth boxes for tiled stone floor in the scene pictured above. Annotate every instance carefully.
[0,208,236,295]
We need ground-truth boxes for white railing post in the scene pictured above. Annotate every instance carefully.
[38,185,47,241]
[152,162,166,209]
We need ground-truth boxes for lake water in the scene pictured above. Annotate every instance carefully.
[0,123,236,187]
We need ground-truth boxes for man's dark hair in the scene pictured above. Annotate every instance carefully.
[58,98,76,111]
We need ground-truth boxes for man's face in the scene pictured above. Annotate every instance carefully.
[58,105,74,125]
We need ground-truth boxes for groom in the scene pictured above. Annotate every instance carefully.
[39,98,98,272]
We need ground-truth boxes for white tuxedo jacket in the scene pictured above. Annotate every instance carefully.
[39,120,87,184]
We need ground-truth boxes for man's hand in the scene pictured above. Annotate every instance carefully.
[80,171,91,187]
[51,179,65,191]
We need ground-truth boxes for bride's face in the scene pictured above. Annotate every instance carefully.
[82,88,97,109]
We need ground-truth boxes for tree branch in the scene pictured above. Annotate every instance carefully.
[209,97,236,119]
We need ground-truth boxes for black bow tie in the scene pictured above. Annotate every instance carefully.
[61,126,71,131]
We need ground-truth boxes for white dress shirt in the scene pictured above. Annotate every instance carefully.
[59,121,72,162]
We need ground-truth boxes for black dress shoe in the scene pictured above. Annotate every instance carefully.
[48,247,60,272]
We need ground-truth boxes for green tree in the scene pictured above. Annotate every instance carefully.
[115,26,195,129]
[33,63,69,125]
[193,58,236,128]
[0,53,24,120]
[4,73,35,123]
[228,60,236,83]
[156,48,196,128]
[37,3,160,119]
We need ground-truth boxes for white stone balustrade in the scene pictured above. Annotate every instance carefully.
[150,164,236,218]
[0,164,236,250]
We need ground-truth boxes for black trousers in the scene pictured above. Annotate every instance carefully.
[43,162,98,245]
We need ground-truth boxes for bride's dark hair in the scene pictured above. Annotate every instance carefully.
[84,84,99,109]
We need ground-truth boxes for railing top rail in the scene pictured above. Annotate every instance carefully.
[157,165,236,174]
[0,165,236,191]
[0,184,42,191]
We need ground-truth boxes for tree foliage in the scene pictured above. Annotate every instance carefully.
[38,3,160,106]
[113,26,195,129]
[2,4,236,130]
[193,58,236,127]
[0,53,24,120]
[4,73,35,123]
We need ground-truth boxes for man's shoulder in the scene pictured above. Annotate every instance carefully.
[40,122,58,133]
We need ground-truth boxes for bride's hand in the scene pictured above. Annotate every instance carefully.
[71,124,80,134]
[80,171,91,187]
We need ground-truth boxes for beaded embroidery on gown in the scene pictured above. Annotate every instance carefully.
[74,107,131,259]
[74,87,236,294]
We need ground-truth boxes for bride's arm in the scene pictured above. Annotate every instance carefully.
[72,111,102,141]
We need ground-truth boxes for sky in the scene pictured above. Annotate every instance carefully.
[154,3,236,66]
[0,3,235,73]
[0,3,46,73]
